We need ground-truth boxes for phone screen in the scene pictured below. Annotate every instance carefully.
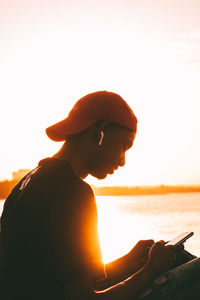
[166,232,194,246]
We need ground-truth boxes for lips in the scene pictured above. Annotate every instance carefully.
[108,166,118,174]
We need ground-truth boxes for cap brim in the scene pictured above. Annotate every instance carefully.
[46,117,96,141]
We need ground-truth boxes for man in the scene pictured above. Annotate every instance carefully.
[0,91,177,299]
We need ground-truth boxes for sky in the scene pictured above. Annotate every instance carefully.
[0,0,200,186]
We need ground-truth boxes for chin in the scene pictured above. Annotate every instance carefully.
[90,170,108,180]
[97,174,107,180]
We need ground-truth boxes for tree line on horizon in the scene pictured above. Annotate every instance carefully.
[91,184,200,196]
[0,178,200,200]
[0,180,19,199]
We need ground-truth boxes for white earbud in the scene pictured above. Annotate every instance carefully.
[98,131,104,145]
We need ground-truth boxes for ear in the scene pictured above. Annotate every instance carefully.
[98,131,104,145]
[95,121,109,144]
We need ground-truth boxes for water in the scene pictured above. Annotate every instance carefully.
[96,193,200,263]
[1,193,200,263]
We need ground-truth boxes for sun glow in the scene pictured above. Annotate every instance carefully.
[96,196,153,264]
[1,1,200,185]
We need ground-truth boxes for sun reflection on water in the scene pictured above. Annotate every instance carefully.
[96,194,200,263]
[96,196,156,264]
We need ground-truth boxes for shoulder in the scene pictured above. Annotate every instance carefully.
[26,158,82,193]
[37,158,95,204]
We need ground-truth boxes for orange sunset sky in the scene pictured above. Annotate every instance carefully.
[0,0,200,187]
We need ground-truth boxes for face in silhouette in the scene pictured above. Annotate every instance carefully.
[89,124,136,179]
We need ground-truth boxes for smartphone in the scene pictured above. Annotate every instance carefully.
[166,231,194,246]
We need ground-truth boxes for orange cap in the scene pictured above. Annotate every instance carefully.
[46,91,137,141]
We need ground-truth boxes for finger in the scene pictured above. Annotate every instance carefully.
[146,239,155,246]
[156,240,165,246]
[165,244,176,251]
[166,246,176,257]
[158,240,165,245]
[143,246,152,256]
[140,239,154,247]
[152,241,164,249]
[174,243,184,252]
[136,239,154,248]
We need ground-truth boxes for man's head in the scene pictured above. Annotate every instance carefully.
[88,121,135,179]
[63,120,136,179]
[46,91,137,141]
[47,91,137,179]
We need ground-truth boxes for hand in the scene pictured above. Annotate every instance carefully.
[128,239,154,272]
[147,241,176,276]
[164,240,185,253]
[174,242,185,253]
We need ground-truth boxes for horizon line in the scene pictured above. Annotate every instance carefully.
[0,177,200,188]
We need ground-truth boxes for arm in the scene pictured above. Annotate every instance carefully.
[96,240,154,289]
[64,241,176,300]
[65,261,158,300]
[103,239,185,287]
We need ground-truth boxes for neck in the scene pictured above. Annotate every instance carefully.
[53,142,89,179]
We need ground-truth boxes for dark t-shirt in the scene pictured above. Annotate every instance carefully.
[0,158,105,299]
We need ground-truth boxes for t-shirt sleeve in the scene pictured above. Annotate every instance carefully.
[37,175,105,283]
[75,185,105,281]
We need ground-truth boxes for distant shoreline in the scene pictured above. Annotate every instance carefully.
[0,179,200,198]
[1,188,200,201]
[92,185,200,196]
